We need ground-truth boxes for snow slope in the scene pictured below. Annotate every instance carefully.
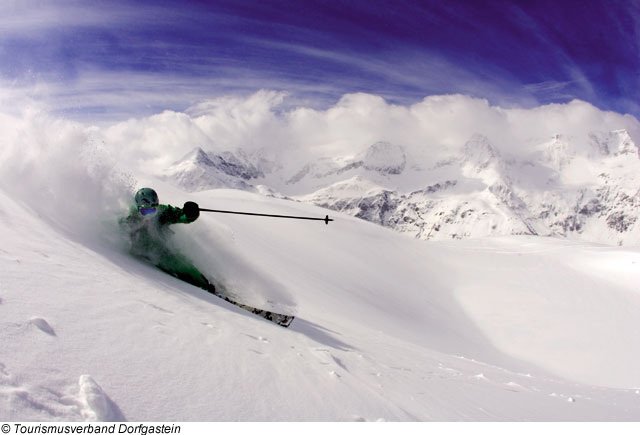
[1,96,639,421]
[1,182,639,421]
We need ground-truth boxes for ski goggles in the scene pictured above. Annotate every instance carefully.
[138,207,157,216]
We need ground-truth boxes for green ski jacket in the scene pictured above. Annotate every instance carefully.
[119,203,199,260]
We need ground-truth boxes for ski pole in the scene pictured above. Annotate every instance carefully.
[199,208,334,225]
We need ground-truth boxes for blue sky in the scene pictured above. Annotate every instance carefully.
[1,0,638,120]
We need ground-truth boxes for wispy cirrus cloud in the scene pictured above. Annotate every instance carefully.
[0,0,638,122]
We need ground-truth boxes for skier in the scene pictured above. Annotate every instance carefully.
[119,187,217,293]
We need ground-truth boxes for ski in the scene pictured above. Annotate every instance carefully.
[227,297,295,328]
[145,257,294,327]
[211,289,294,328]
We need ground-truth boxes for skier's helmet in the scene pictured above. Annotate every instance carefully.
[134,188,159,215]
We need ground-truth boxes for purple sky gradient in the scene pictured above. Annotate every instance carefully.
[1,0,638,120]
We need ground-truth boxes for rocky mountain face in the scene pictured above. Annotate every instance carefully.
[163,147,257,192]
[162,132,640,246]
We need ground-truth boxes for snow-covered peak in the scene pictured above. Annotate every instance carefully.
[287,141,406,187]
[459,134,508,188]
[168,147,212,170]
[542,134,575,170]
[588,132,612,157]
[462,134,501,170]
[360,141,407,175]
[589,129,639,158]
[168,147,263,180]
[286,157,349,185]
[299,175,386,201]
[192,147,213,165]
[163,147,261,192]
[610,129,638,157]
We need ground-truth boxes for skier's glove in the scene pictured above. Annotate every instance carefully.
[183,201,200,220]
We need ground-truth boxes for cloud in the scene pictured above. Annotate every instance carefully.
[1,88,638,246]
[0,1,163,34]
[0,39,541,126]
[84,91,640,178]
[523,80,577,100]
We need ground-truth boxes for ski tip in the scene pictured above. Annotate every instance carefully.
[277,316,295,328]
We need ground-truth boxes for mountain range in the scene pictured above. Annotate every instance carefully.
[162,129,640,246]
